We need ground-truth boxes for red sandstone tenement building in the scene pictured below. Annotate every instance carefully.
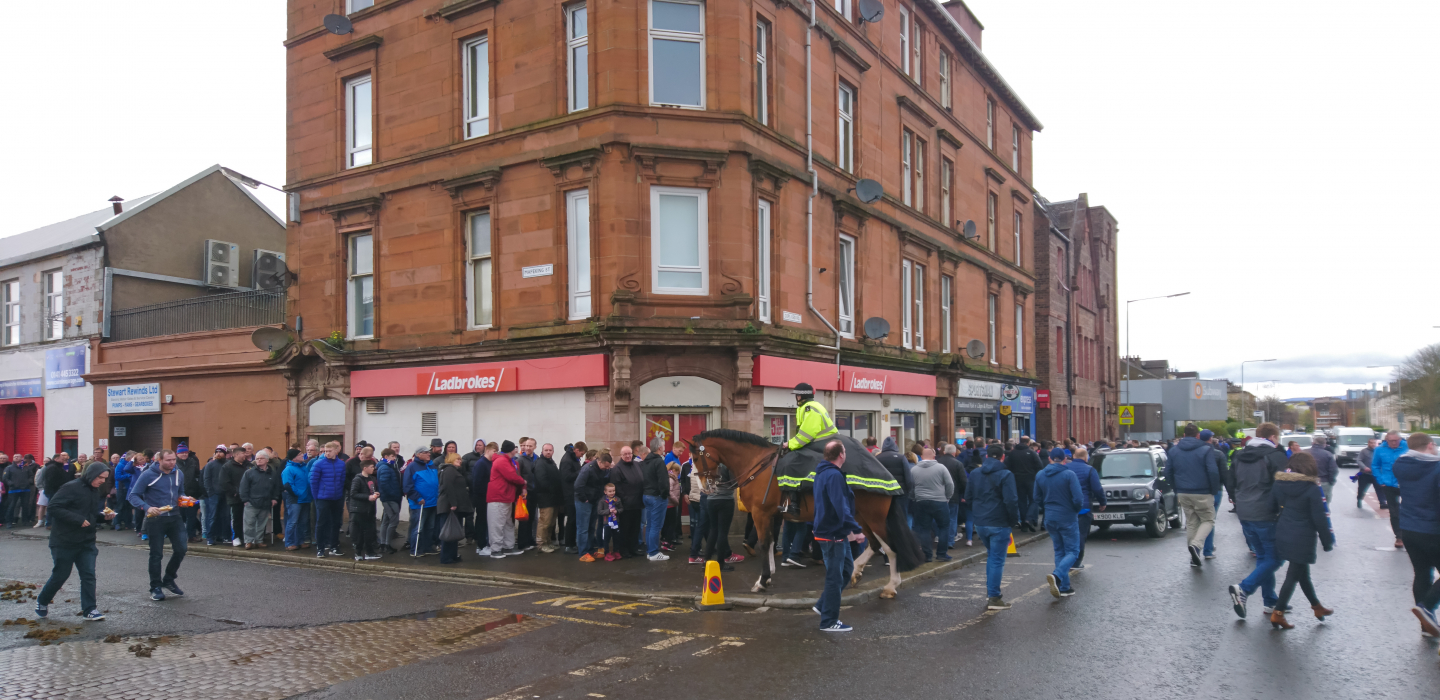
[278,0,1047,451]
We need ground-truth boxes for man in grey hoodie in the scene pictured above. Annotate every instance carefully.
[1307,436,1340,504]
[910,447,956,562]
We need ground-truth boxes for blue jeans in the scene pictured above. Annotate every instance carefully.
[975,525,1011,598]
[1203,492,1221,556]
[144,514,187,590]
[39,543,98,612]
[643,495,668,556]
[911,500,951,558]
[1240,520,1281,606]
[946,503,961,547]
[113,483,132,529]
[1047,519,1081,591]
[781,520,812,560]
[816,539,854,628]
[575,500,595,555]
[283,495,311,548]
[689,495,708,558]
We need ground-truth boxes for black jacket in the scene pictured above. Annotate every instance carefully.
[203,458,226,497]
[238,465,281,506]
[639,453,669,498]
[220,459,250,505]
[1005,448,1043,486]
[1272,472,1334,564]
[574,462,610,504]
[2,461,32,492]
[178,454,205,499]
[529,456,564,509]
[348,473,379,519]
[437,463,474,514]
[558,451,582,504]
[39,461,75,498]
[468,454,492,508]
[611,459,645,509]
[1226,442,1288,521]
[938,455,969,504]
[877,446,912,497]
[47,466,107,547]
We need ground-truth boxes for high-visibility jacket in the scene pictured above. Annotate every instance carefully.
[788,399,839,451]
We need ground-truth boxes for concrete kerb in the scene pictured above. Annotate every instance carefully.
[6,527,1049,610]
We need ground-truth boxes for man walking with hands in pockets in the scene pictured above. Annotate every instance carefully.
[812,440,865,632]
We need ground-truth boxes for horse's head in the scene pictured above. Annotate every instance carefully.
[680,437,717,485]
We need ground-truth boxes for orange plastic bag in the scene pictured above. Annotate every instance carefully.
[514,498,529,521]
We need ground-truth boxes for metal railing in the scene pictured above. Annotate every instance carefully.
[108,289,285,342]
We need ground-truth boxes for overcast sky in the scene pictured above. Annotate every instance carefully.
[3,0,1434,401]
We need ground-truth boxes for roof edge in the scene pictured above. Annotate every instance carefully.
[0,234,103,270]
[922,0,1043,131]
[96,164,285,233]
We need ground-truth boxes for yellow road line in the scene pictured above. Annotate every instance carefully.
[447,590,538,607]
[530,613,630,628]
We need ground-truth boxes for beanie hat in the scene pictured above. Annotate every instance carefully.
[501,440,517,454]
[286,448,302,462]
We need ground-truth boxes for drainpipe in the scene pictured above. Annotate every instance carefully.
[803,0,842,380]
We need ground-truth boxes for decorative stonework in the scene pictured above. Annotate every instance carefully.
[611,346,632,410]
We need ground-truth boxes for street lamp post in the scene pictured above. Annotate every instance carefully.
[1123,292,1190,440]
[1367,365,1403,430]
[1240,359,1277,429]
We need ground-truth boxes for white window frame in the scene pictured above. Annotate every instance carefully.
[1013,210,1023,265]
[756,199,772,323]
[3,280,19,346]
[988,293,998,365]
[898,5,910,76]
[837,83,855,172]
[833,0,851,20]
[941,158,952,228]
[901,260,912,348]
[911,16,922,81]
[42,270,63,340]
[1015,303,1025,370]
[345,74,373,168]
[912,262,924,351]
[347,234,374,339]
[347,0,374,14]
[650,185,709,295]
[648,0,707,110]
[986,98,995,150]
[838,234,855,337]
[466,212,494,329]
[987,192,997,251]
[566,5,589,113]
[939,50,952,109]
[940,275,952,353]
[1012,125,1020,170]
[913,137,925,213]
[755,19,769,126]
[901,129,913,206]
[463,36,491,138]
[567,190,592,320]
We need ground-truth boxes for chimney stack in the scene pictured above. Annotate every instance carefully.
[109,196,124,215]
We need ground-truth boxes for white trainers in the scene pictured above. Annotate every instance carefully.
[782,558,807,568]
[232,538,241,547]
[477,546,491,556]
[648,552,670,561]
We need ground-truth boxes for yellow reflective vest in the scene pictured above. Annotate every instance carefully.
[788,399,839,451]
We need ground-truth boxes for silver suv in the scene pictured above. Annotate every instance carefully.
[1089,447,1181,538]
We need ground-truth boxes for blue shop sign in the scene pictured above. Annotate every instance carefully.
[0,378,43,399]
[45,345,87,389]
[1000,385,1035,414]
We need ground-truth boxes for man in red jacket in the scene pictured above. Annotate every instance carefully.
[485,440,527,558]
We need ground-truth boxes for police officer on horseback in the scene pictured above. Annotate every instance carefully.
[780,383,838,513]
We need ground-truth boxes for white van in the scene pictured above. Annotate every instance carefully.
[1332,426,1373,466]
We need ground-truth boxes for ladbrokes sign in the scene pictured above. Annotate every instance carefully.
[842,369,888,394]
[418,368,518,395]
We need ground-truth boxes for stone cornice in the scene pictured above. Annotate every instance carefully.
[897,96,937,127]
[435,0,501,22]
[323,34,382,62]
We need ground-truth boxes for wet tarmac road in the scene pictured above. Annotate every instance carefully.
[1,474,1436,699]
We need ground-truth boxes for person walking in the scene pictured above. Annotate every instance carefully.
[238,450,281,549]
[280,449,312,551]
[403,448,440,557]
[574,451,611,561]
[127,450,188,601]
[486,440,526,558]
[1356,438,1384,508]
[376,448,404,554]
[348,460,382,561]
[812,440,864,632]
[1308,435,1340,505]
[640,438,671,561]
[1035,448,1084,598]
[1065,447,1105,568]
[1268,452,1336,629]
[1374,431,1408,550]
[1006,438,1044,532]
[966,444,1021,610]
[1203,432,1231,559]
[436,454,473,564]
[308,441,349,558]
[1166,424,1222,568]
[938,445,969,549]
[1226,423,1289,619]
[3,453,35,528]
[1392,432,1440,638]
[35,461,114,621]
[910,447,956,562]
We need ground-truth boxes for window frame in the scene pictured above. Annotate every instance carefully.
[1013,210,1023,265]
[42,269,63,340]
[838,234,856,338]
[347,0,374,14]
[755,18,770,126]
[941,157,953,229]
[1015,303,1024,370]
[566,4,589,113]
[648,0,707,110]
[465,211,494,330]
[898,5,911,77]
[987,293,998,365]
[1012,124,1020,171]
[837,83,855,172]
[986,98,995,150]
[1,280,17,346]
[939,49,952,109]
[940,275,952,354]
[756,198,772,324]
[911,16,922,82]
[463,36,491,138]
[987,192,997,251]
[913,136,925,214]
[901,129,913,206]
[566,190,592,320]
[833,0,851,20]
[345,74,373,169]
[346,233,374,339]
[650,185,710,296]
[912,262,924,350]
[901,260,912,349]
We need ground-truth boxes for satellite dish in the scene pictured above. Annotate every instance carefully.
[256,256,292,291]
[965,339,986,359]
[857,0,885,23]
[863,317,890,340]
[963,220,978,240]
[323,14,353,35]
[854,179,883,205]
[251,327,293,352]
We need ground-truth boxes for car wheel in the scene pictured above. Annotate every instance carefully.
[1145,510,1168,538]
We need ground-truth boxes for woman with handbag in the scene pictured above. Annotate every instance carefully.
[437,454,474,564]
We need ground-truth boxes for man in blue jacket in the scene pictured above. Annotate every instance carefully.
[966,443,1020,610]
[812,440,864,632]
[1393,432,1440,636]
[281,449,312,551]
[307,441,348,558]
[1374,431,1409,549]
[377,448,404,554]
[1035,448,1084,599]
[1066,447,1105,569]
[1166,423,1222,567]
[127,450,187,601]
[403,447,440,556]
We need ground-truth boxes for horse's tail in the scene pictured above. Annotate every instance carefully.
[882,497,925,572]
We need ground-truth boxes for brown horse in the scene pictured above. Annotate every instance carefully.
[683,429,924,598]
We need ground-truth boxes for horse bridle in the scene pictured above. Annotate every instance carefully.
[694,442,781,506]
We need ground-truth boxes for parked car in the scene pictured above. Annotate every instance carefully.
[1089,447,1181,538]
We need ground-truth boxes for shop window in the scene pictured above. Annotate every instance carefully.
[651,186,708,295]
[890,412,919,447]
[645,412,709,454]
[834,411,873,441]
[347,233,373,339]
[649,0,706,109]
[765,414,791,446]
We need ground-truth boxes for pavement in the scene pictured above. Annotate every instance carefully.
[3,519,1050,609]
[1,472,1437,699]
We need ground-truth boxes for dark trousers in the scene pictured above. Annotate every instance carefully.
[688,496,709,558]
[562,501,578,547]
[113,483,132,528]
[228,502,245,541]
[662,506,680,544]
[1381,486,1402,538]
[516,496,537,549]
[315,499,344,552]
[617,509,642,556]
[353,514,378,557]
[1016,483,1036,526]
[1276,561,1320,608]
[209,498,233,543]
[144,515,187,590]
[4,491,33,525]
[39,543,98,612]
[703,498,735,562]
[1356,472,1384,505]
[815,539,854,628]
[1402,530,1440,611]
[911,499,950,559]
[181,505,200,540]
[1076,512,1093,565]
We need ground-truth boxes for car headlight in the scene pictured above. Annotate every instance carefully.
[1131,488,1150,501]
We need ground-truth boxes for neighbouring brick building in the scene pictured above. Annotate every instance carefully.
[279,0,1042,453]
[1032,193,1119,443]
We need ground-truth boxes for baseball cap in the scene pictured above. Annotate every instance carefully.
[1048,448,1067,461]
[1198,429,1214,441]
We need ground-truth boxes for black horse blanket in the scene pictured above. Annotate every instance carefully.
[776,435,902,496]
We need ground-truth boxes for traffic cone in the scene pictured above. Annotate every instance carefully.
[697,560,733,610]
[1006,533,1020,558]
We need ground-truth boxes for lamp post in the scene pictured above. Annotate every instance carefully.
[1367,365,1403,430]
[1240,359,1277,429]
[1122,292,1190,440]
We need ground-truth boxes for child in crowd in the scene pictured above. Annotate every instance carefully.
[663,463,682,550]
[598,483,621,561]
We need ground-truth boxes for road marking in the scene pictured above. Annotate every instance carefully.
[569,656,630,676]
[530,613,630,628]
[484,687,533,700]
[878,583,1049,639]
[528,595,690,616]
[449,591,538,609]
[749,606,771,613]
[644,635,695,650]
[692,641,745,656]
